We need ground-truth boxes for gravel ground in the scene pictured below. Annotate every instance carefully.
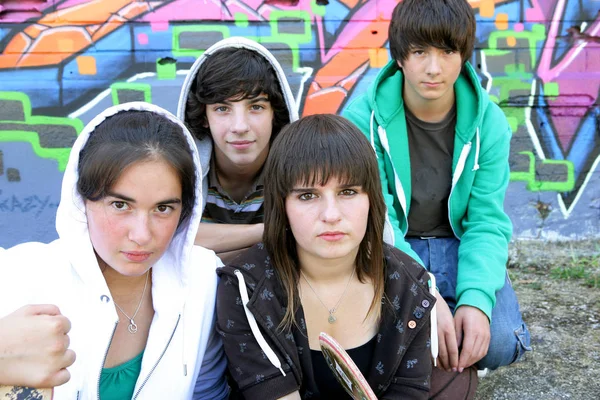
[475,240,600,400]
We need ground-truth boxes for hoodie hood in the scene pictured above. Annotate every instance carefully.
[176,36,299,196]
[368,60,487,143]
[55,101,203,289]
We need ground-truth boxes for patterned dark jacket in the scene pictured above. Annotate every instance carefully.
[216,243,436,399]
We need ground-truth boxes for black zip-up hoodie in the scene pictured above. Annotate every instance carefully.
[216,243,436,399]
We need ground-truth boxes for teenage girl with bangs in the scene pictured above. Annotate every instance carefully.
[216,114,437,399]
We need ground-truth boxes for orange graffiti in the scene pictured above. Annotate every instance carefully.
[368,48,389,68]
[338,0,369,10]
[495,13,509,30]
[303,20,389,116]
[467,0,509,8]
[0,0,168,69]
[23,24,46,40]
[76,55,97,75]
[479,0,495,18]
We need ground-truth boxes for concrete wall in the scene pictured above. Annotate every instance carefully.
[0,0,599,248]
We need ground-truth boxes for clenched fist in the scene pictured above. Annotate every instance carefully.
[0,305,76,388]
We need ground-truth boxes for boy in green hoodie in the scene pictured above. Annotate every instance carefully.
[344,0,530,375]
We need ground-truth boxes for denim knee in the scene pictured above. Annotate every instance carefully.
[477,322,532,370]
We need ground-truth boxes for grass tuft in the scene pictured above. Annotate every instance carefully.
[549,251,600,288]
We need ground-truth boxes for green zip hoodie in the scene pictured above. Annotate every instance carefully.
[343,60,513,319]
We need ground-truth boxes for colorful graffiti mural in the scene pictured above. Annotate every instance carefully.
[0,0,599,247]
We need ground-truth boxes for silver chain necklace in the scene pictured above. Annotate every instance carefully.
[300,268,355,324]
[113,270,149,334]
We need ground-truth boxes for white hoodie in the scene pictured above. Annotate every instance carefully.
[0,102,228,399]
[176,36,299,209]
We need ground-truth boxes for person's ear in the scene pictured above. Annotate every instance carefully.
[202,116,209,128]
[396,59,403,69]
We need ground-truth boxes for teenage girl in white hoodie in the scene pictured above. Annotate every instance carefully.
[0,103,228,399]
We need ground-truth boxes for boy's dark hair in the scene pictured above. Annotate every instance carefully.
[78,110,196,230]
[389,0,476,63]
[185,47,290,141]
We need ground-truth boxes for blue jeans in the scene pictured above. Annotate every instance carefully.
[406,237,532,370]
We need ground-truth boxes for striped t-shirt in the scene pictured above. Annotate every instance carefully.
[201,161,264,224]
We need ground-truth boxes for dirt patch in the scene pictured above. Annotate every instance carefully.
[475,240,600,400]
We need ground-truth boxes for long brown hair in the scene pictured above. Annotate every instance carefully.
[263,114,387,330]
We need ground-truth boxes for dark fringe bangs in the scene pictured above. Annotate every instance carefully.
[390,0,476,62]
[196,48,279,104]
[271,120,378,196]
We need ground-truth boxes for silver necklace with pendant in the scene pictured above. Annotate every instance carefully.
[112,270,149,334]
[300,268,355,324]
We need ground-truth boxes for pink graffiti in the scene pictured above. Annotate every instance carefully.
[316,0,397,64]
[139,0,319,22]
[56,0,91,10]
[0,0,56,23]
[537,0,600,84]
[525,0,546,21]
[140,0,222,21]
[534,0,600,150]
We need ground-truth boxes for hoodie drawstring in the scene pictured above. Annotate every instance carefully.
[234,270,286,377]
[452,142,472,188]
[427,273,438,366]
[452,128,480,188]
[472,128,480,171]
[369,111,377,156]
[372,120,407,245]
[377,125,408,215]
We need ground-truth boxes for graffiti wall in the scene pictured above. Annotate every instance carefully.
[0,0,598,248]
